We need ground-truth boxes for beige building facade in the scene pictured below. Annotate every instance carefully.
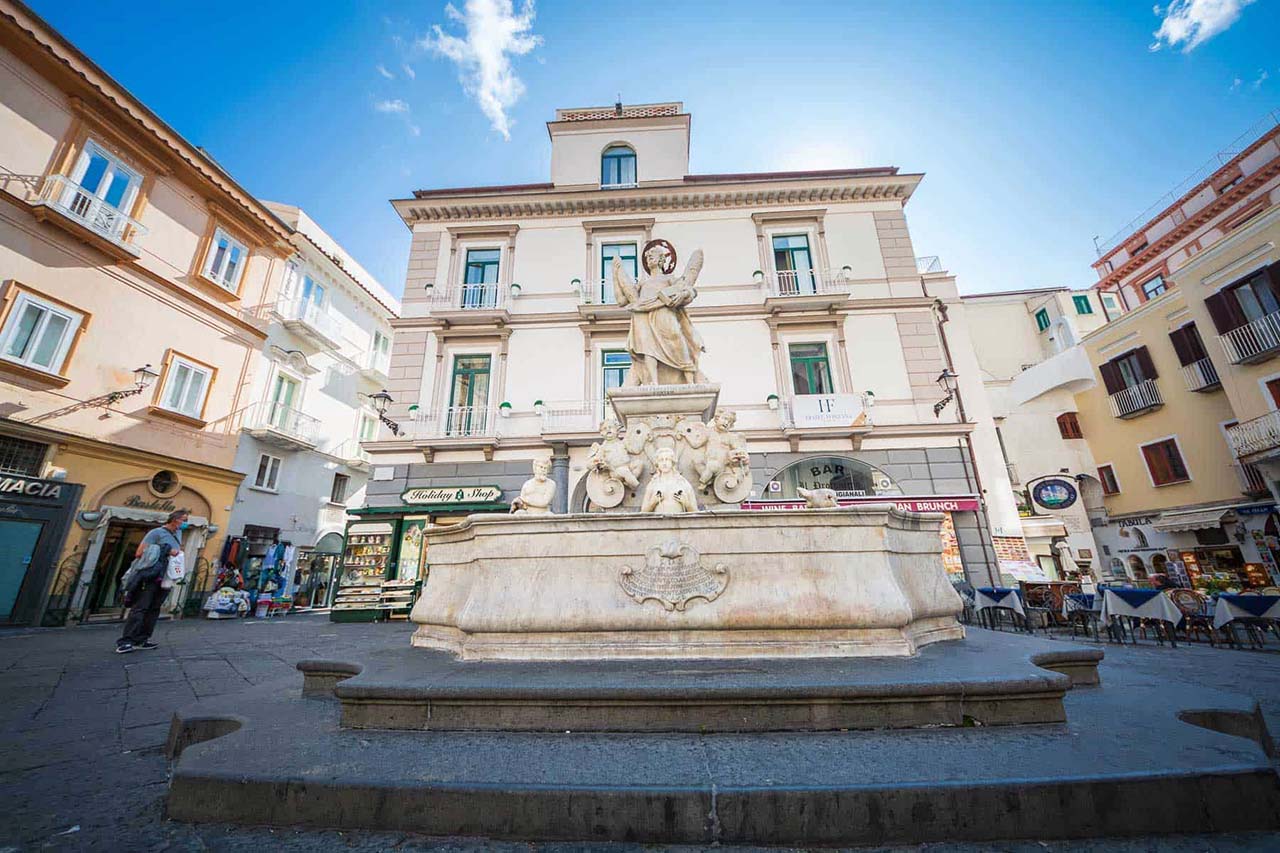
[363,102,1027,587]
[0,1,295,624]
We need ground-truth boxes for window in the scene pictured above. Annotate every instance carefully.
[789,343,833,395]
[203,228,248,292]
[1072,295,1093,315]
[1140,275,1166,300]
[448,354,491,434]
[1142,438,1190,486]
[158,356,212,418]
[1100,291,1121,317]
[0,435,48,476]
[600,242,637,303]
[373,330,390,358]
[600,145,636,188]
[358,411,378,441]
[63,140,141,239]
[772,234,817,295]
[1167,323,1209,366]
[1099,346,1156,394]
[1204,264,1280,355]
[1098,465,1120,495]
[1128,238,1149,256]
[1034,308,1051,331]
[253,453,282,491]
[0,292,82,374]
[268,372,301,428]
[330,473,349,504]
[603,349,631,392]
[1056,412,1083,440]
[462,248,501,308]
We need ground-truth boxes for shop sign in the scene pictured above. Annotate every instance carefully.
[123,494,177,512]
[1237,505,1276,516]
[1031,478,1077,511]
[742,496,979,512]
[765,456,896,500]
[1116,516,1155,528]
[401,485,503,505]
[788,394,866,428]
[0,475,64,501]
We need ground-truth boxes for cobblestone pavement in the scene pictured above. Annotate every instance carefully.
[1,614,1279,852]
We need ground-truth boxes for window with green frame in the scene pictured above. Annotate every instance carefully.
[447,354,491,435]
[771,234,817,295]
[599,243,637,303]
[1035,308,1051,332]
[1073,294,1093,315]
[601,145,637,187]
[788,342,833,395]
[462,248,500,308]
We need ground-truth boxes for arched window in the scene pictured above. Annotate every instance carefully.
[601,145,636,188]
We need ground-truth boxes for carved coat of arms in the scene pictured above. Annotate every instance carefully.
[619,539,728,612]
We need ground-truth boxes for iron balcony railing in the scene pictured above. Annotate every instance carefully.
[357,348,391,379]
[763,269,852,298]
[277,298,343,345]
[915,255,943,274]
[409,406,497,438]
[333,439,372,466]
[580,279,618,306]
[430,282,507,311]
[253,402,321,445]
[1107,379,1163,418]
[538,399,608,432]
[1228,410,1280,459]
[1218,311,1280,364]
[1180,357,1221,391]
[36,173,147,248]
[1235,461,1270,496]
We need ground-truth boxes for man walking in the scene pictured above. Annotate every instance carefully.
[116,509,189,654]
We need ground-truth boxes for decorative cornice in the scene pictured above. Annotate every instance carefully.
[393,174,920,226]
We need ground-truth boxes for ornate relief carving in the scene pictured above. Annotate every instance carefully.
[619,539,729,611]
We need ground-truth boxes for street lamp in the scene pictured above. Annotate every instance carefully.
[103,364,159,405]
[368,389,401,437]
[932,369,958,418]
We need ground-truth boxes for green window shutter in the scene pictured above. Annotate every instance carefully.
[1035,309,1050,331]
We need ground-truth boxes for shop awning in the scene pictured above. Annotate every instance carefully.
[1151,507,1235,533]
[1019,517,1068,539]
[100,505,210,528]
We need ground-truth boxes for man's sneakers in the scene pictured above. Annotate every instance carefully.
[135,641,159,651]
[115,643,134,654]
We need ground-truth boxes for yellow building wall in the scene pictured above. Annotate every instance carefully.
[1075,289,1246,516]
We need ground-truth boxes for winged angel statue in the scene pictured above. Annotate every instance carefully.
[612,239,707,385]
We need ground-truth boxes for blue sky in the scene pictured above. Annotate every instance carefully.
[28,0,1280,298]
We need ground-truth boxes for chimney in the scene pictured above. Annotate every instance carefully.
[614,99,623,117]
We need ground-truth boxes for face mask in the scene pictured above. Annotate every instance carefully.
[178,522,190,531]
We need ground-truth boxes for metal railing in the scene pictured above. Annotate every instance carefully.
[580,279,618,306]
[539,399,607,432]
[277,298,343,344]
[252,402,321,445]
[357,348,391,378]
[763,269,852,298]
[1235,461,1270,496]
[1218,311,1280,364]
[915,255,943,274]
[36,174,148,247]
[408,406,496,438]
[600,181,639,190]
[1107,379,1163,418]
[430,282,507,311]
[1229,410,1280,458]
[333,439,372,466]
[1180,357,1221,391]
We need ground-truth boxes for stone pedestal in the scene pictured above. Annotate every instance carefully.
[409,503,965,661]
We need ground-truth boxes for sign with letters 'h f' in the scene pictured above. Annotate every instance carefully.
[788,394,865,428]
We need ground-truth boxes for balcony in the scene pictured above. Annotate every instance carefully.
[277,298,343,351]
[1235,461,1271,498]
[1107,378,1163,419]
[576,280,628,321]
[31,174,147,259]
[243,403,321,451]
[332,439,372,471]
[762,269,852,312]
[409,406,498,439]
[916,255,943,274]
[426,282,510,325]
[539,399,608,436]
[355,349,390,385]
[1180,357,1221,392]
[1008,344,1095,404]
[1229,410,1280,461]
[1218,311,1280,364]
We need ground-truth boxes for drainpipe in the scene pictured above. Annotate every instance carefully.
[932,299,999,587]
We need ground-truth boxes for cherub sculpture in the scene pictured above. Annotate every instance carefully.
[587,419,643,490]
[613,239,707,385]
[641,448,699,514]
[695,410,751,492]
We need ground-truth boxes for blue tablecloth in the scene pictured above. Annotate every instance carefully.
[975,587,1024,616]
[1063,593,1097,616]
[1108,588,1162,608]
[977,587,1019,603]
[1218,594,1280,617]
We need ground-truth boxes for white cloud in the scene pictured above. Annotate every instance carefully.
[1230,77,1243,91]
[1150,0,1255,52]
[374,99,410,114]
[419,0,542,140]
[1254,69,1270,89]
[376,63,395,79]
[403,64,417,80]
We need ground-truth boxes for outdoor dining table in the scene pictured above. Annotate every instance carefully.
[1099,588,1183,645]
[1212,594,1280,629]
[974,587,1026,631]
[1062,592,1098,617]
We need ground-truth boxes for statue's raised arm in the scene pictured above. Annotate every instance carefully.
[612,255,638,305]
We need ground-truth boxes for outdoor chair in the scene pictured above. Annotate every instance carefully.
[1020,583,1055,634]
[1167,589,1215,646]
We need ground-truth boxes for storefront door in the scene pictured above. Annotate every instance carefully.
[0,519,44,622]
[85,522,149,616]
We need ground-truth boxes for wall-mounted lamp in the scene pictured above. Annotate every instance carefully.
[368,389,401,437]
[932,369,959,418]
